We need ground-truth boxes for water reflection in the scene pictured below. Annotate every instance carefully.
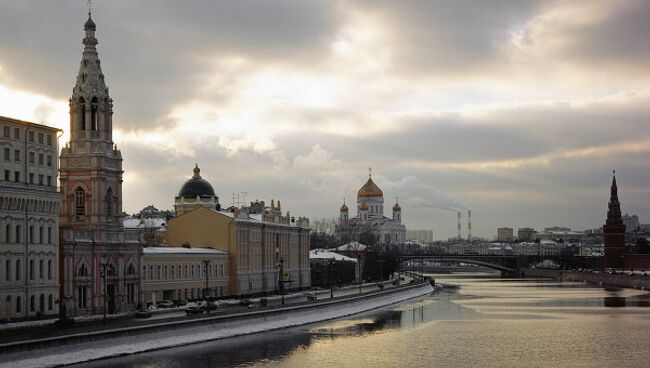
[81,273,650,368]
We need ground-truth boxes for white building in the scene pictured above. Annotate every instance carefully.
[336,171,406,245]
[0,116,62,320]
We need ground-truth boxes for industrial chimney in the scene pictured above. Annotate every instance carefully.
[468,210,472,242]
[457,211,462,240]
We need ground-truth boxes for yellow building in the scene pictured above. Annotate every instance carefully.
[142,246,230,305]
[166,166,311,296]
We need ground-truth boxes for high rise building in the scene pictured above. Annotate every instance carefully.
[497,227,514,242]
[604,171,625,269]
[0,116,62,320]
[58,12,141,316]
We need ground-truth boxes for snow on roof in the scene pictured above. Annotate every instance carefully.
[310,249,357,262]
[335,242,367,252]
[143,247,228,255]
[123,217,166,229]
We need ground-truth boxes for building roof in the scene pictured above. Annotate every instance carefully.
[358,176,383,198]
[143,246,228,255]
[123,217,166,229]
[310,249,357,262]
[177,164,215,198]
[336,242,368,251]
[0,115,63,132]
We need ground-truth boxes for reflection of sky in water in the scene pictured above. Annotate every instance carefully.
[83,273,650,368]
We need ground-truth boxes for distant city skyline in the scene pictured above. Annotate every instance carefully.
[0,1,649,239]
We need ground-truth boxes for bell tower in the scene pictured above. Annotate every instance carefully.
[59,11,139,317]
[603,171,625,269]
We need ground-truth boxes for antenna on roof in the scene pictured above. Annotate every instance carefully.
[87,0,93,15]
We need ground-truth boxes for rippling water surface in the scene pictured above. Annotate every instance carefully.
[84,273,650,368]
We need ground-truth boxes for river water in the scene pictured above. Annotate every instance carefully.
[83,273,650,368]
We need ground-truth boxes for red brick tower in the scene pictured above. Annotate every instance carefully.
[603,171,625,269]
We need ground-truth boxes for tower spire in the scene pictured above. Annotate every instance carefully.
[610,170,618,203]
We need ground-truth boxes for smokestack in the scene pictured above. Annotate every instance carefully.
[468,210,472,242]
[457,211,461,240]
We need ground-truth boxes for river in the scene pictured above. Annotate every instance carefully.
[81,272,650,367]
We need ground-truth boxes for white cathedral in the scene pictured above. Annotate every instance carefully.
[336,171,406,245]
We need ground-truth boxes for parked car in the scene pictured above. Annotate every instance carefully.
[156,300,174,308]
[135,309,152,318]
[305,292,317,301]
[185,305,204,315]
[202,301,218,312]
[238,298,252,306]
[174,299,188,307]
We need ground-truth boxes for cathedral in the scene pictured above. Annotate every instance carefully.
[58,12,141,316]
[336,171,406,246]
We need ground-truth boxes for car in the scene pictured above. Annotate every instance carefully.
[156,300,175,308]
[238,298,252,306]
[202,301,218,312]
[185,305,204,315]
[305,292,317,301]
[174,299,188,307]
[135,309,152,318]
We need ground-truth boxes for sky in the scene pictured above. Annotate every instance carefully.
[0,0,649,240]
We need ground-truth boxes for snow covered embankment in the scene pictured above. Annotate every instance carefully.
[2,282,433,368]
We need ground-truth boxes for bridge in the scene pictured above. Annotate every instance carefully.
[398,254,603,277]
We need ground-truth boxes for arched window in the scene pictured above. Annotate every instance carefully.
[5,224,10,243]
[16,296,21,313]
[15,260,20,281]
[29,226,34,244]
[29,259,34,280]
[15,225,20,243]
[75,187,86,217]
[48,295,53,311]
[78,97,86,130]
[105,188,113,218]
[39,294,44,313]
[47,227,52,244]
[78,263,88,277]
[48,260,52,279]
[91,97,99,131]
[30,295,35,312]
[39,226,44,244]
[39,260,43,279]
[127,263,135,275]
[5,260,10,281]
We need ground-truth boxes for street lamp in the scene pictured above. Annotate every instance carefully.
[277,257,285,305]
[202,259,210,301]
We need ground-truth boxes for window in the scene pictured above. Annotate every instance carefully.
[47,227,52,244]
[78,263,88,276]
[38,153,43,165]
[91,97,99,131]
[38,132,44,144]
[46,155,52,166]
[78,97,86,130]
[29,259,34,280]
[14,149,20,162]
[3,148,9,160]
[157,265,161,279]
[29,225,34,244]
[16,296,21,313]
[15,225,20,242]
[4,170,9,181]
[47,134,52,146]
[78,286,87,309]
[14,171,19,182]
[16,260,21,281]
[3,126,9,138]
[39,260,44,279]
[30,295,35,312]
[47,176,52,187]
[5,260,10,281]
[48,295,53,310]
[75,187,85,217]
[127,263,135,275]
[14,127,19,139]
[38,175,43,185]
[29,173,34,184]
[47,260,52,279]
[105,188,113,217]
[29,152,34,164]
[39,226,44,244]
[149,265,153,280]
[28,131,34,142]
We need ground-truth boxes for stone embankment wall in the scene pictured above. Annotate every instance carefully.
[523,269,650,289]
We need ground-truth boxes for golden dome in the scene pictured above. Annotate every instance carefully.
[359,202,369,211]
[340,203,349,212]
[393,202,401,211]
[357,176,383,198]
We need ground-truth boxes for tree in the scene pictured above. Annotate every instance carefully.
[637,237,650,254]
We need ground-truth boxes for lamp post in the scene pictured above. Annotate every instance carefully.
[277,257,285,305]
[357,254,362,295]
[328,258,334,299]
[202,259,210,300]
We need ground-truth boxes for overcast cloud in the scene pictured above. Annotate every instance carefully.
[0,0,649,239]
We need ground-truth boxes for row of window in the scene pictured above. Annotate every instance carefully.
[3,170,55,187]
[76,262,137,278]
[2,126,53,145]
[2,293,55,316]
[3,258,55,282]
[76,283,136,310]
[0,196,58,214]
[143,262,226,281]
[74,187,113,217]
[2,148,53,166]
[2,224,55,244]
